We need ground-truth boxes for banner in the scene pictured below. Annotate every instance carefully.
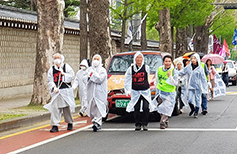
[213,74,226,98]
[213,34,221,54]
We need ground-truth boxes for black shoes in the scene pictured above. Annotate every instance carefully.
[50,126,59,133]
[79,112,84,117]
[135,125,141,131]
[67,123,73,130]
[143,125,148,131]
[92,123,101,132]
[201,110,208,115]
[194,113,198,118]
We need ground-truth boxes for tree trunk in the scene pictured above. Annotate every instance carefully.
[30,0,65,105]
[155,8,172,54]
[141,11,147,50]
[120,0,127,53]
[80,0,88,61]
[88,0,111,63]
[194,25,209,54]
[176,27,188,57]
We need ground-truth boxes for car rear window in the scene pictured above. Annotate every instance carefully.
[108,54,163,74]
[227,62,234,68]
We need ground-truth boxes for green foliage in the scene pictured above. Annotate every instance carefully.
[110,0,138,21]
[147,0,181,30]
[146,26,159,41]
[0,113,26,121]
[211,10,237,48]
[0,0,35,10]
[170,0,214,29]
[64,0,80,18]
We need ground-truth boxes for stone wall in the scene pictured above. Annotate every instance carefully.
[0,27,83,100]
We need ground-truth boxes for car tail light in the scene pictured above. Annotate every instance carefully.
[151,91,156,95]
[149,75,156,87]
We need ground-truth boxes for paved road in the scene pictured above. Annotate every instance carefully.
[8,86,237,154]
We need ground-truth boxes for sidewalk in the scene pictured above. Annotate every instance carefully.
[0,96,80,132]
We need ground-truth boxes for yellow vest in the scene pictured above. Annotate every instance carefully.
[157,66,176,92]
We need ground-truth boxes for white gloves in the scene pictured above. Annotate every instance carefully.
[88,69,94,77]
[208,82,212,88]
[59,67,65,75]
[125,91,131,96]
[54,87,59,93]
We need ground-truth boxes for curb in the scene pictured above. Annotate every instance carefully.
[0,105,81,132]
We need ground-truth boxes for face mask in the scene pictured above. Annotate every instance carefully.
[80,66,86,70]
[54,59,61,65]
[93,60,100,67]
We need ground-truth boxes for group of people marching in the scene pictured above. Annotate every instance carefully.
[44,51,220,133]
[44,53,107,132]
[124,52,217,130]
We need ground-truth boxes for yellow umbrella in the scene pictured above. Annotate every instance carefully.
[183,52,195,59]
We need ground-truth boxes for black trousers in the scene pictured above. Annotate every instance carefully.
[134,96,149,126]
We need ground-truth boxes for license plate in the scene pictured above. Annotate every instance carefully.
[115,99,130,108]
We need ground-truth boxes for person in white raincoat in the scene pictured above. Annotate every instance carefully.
[44,53,75,133]
[179,59,190,109]
[179,53,208,118]
[83,54,107,132]
[175,60,186,114]
[72,59,89,116]
[153,55,178,129]
[124,52,156,131]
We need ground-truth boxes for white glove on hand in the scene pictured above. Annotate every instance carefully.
[208,82,212,88]
[54,87,59,93]
[125,91,131,96]
[59,67,65,75]
[88,70,94,77]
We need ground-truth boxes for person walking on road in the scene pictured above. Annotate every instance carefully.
[153,55,178,129]
[72,59,89,117]
[44,53,75,133]
[206,59,216,101]
[83,54,107,132]
[179,53,208,118]
[124,52,156,131]
[222,61,229,87]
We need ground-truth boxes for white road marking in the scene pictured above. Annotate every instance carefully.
[7,124,93,154]
[226,92,237,95]
[82,128,237,132]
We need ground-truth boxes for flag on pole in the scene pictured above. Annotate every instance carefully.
[232,28,237,46]
[213,34,221,54]
[188,33,195,51]
[223,39,230,56]
[125,21,133,44]
[134,13,148,40]
[219,46,226,58]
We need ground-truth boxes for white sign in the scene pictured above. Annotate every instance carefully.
[213,74,226,98]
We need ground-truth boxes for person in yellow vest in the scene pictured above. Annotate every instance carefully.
[179,53,208,118]
[153,55,178,129]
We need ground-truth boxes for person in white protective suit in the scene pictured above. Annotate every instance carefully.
[44,53,75,133]
[178,53,208,118]
[153,55,178,129]
[72,59,89,117]
[124,52,156,131]
[83,54,107,132]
